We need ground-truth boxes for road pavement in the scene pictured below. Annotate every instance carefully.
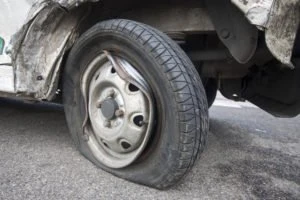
[0,95,299,200]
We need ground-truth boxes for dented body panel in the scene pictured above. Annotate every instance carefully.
[265,0,300,68]
[233,0,300,68]
[0,0,98,99]
[232,0,274,28]
[0,0,299,100]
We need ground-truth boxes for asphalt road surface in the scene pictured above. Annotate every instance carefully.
[0,95,299,200]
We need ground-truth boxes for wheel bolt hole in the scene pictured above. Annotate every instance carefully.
[133,115,144,127]
[102,141,110,149]
[128,83,139,92]
[121,141,131,150]
[111,67,116,74]
[95,73,100,80]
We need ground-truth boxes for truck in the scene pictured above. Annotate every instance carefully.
[0,0,299,189]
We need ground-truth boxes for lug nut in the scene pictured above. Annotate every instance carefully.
[115,109,124,117]
[107,89,115,98]
[104,120,111,128]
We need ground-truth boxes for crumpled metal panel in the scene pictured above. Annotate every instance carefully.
[231,0,274,28]
[265,0,300,68]
[10,0,98,99]
[233,0,300,68]
[13,3,78,97]
[54,0,99,8]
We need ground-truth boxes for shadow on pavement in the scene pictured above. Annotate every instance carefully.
[208,117,300,200]
[0,98,299,199]
[0,97,64,112]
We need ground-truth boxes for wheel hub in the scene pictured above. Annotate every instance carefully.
[100,97,119,120]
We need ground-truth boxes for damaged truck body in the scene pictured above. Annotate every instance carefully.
[0,0,299,189]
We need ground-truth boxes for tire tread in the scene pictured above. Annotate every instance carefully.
[66,19,209,189]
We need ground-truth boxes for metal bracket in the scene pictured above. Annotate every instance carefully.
[205,0,258,64]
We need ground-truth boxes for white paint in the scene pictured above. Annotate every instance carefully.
[0,65,15,93]
[0,54,11,64]
[232,0,274,27]
[0,0,33,37]
[0,0,33,64]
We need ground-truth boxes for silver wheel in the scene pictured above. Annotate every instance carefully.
[81,52,154,169]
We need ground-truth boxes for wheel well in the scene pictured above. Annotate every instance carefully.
[70,0,267,81]
[56,0,216,102]
[57,0,273,107]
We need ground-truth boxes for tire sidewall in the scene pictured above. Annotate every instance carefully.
[64,30,184,186]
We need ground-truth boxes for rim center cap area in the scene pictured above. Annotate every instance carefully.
[101,98,119,120]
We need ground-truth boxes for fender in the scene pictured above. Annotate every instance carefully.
[0,0,98,99]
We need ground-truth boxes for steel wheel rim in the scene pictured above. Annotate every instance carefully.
[81,52,154,169]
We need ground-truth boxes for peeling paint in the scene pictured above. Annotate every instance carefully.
[232,0,274,28]
[8,0,98,99]
[265,0,300,68]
